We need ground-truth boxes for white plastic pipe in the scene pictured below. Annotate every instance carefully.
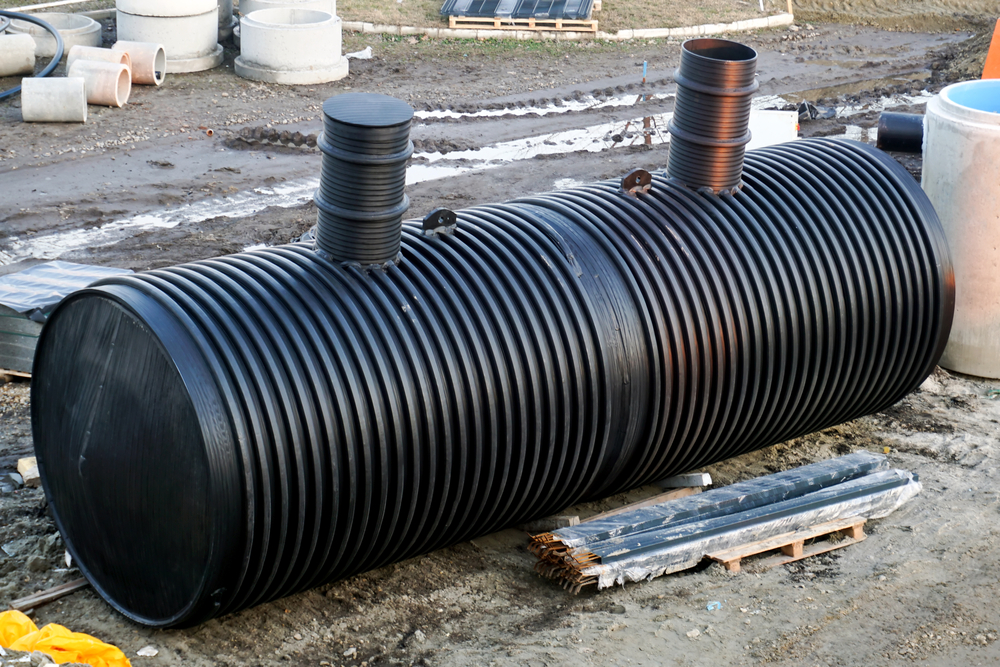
[6,12,101,58]
[111,40,166,85]
[67,59,131,107]
[239,0,335,15]
[0,34,37,77]
[116,0,223,73]
[235,7,347,84]
[923,79,1000,378]
[67,45,132,74]
[21,76,87,123]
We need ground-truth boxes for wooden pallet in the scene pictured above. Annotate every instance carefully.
[707,517,866,573]
[448,16,598,32]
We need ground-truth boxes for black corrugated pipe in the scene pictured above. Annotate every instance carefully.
[876,111,924,153]
[667,38,758,193]
[314,93,414,264]
[31,136,953,627]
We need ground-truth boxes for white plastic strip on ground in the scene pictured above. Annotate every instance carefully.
[0,110,798,264]
[414,93,672,120]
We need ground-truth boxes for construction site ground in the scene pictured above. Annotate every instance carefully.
[1,2,1000,665]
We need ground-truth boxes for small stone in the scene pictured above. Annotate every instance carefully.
[26,554,49,573]
[609,604,626,615]
[412,629,427,644]
[343,647,357,657]
[293,634,302,641]
[136,646,159,657]
[30,650,55,666]
[686,628,700,639]
[0,483,14,496]
[8,472,23,488]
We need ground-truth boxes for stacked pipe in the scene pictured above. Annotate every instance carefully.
[31,44,954,628]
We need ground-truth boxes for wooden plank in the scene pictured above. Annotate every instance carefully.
[580,487,700,523]
[0,369,31,379]
[755,533,865,570]
[9,578,90,612]
[707,518,866,571]
[447,15,598,32]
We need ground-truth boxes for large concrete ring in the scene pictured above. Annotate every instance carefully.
[235,54,348,84]
[166,43,225,73]
[235,8,348,84]
[116,0,223,73]
[7,12,102,59]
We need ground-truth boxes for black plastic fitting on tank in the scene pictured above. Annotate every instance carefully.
[876,111,924,154]
[314,93,414,265]
[667,38,759,194]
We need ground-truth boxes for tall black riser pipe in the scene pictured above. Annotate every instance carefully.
[668,38,758,193]
[31,90,953,626]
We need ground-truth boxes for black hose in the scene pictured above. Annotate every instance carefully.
[667,38,759,194]
[31,137,953,628]
[876,111,924,153]
[0,11,65,102]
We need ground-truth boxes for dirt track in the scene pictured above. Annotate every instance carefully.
[1,4,1000,666]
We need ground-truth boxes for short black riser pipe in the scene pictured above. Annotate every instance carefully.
[314,93,414,265]
[31,138,954,628]
[667,38,759,194]
[876,111,924,154]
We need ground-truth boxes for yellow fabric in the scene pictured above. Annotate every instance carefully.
[0,612,131,667]
[0,610,38,647]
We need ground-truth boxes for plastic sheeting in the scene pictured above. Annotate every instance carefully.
[0,261,132,316]
[440,0,594,20]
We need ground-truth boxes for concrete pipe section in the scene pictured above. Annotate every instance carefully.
[239,0,335,14]
[112,41,166,85]
[924,79,1000,378]
[67,45,132,74]
[235,8,348,84]
[116,0,223,73]
[0,34,36,78]
[7,12,101,59]
[67,59,131,107]
[219,0,237,41]
[21,77,87,123]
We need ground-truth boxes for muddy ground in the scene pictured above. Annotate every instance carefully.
[2,3,1000,666]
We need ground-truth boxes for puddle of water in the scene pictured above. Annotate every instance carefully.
[833,90,933,118]
[1,180,322,265]
[414,92,673,121]
[413,110,798,167]
[783,72,931,105]
[843,126,881,143]
[0,110,799,264]
[553,178,588,190]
